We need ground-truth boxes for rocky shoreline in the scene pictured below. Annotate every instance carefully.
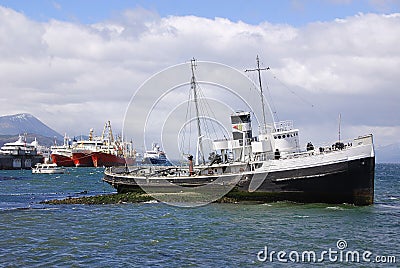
[41,192,242,205]
[41,192,154,205]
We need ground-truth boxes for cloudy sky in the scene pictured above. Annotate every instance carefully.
[0,0,399,157]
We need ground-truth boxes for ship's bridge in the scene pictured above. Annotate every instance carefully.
[274,120,294,132]
[271,120,300,154]
[212,114,301,162]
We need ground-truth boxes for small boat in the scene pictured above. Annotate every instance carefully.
[32,163,66,174]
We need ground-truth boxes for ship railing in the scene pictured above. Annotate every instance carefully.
[313,137,355,153]
[107,165,189,178]
[278,137,356,160]
[274,120,293,132]
[252,152,274,161]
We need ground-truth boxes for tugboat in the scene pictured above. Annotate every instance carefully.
[103,57,374,206]
[0,135,44,169]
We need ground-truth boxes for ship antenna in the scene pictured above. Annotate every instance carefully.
[338,113,341,143]
[245,55,270,132]
[191,58,205,165]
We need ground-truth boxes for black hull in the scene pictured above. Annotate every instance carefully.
[233,156,374,206]
[103,156,375,206]
[0,155,44,170]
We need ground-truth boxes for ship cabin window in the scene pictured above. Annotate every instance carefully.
[231,114,250,124]
[282,135,286,138]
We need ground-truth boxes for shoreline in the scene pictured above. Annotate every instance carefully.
[40,192,242,205]
[41,192,154,205]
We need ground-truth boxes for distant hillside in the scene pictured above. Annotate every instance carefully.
[375,143,400,163]
[0,113,62,139]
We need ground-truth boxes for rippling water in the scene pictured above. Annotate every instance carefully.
[0,164,399,267]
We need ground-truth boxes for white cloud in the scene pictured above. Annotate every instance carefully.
[52,1,62,11]
[0,6,399,157]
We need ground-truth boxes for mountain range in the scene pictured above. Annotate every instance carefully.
[0,113,62,147]
[0,113,62,138]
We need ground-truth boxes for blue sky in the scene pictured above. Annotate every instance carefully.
[1,0,399,25]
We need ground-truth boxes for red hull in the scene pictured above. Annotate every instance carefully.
[51,154,74,167]
[72,152,94,167]
[91,152,136,167]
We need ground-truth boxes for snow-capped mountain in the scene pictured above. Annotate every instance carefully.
[0,113,62,139]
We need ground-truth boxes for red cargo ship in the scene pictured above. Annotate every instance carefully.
[71,128,103,167]
[50,134,74,167]
[51,153,74,167]
[91,121,136,167]
[91,151,136,167]
[71,151,94,167]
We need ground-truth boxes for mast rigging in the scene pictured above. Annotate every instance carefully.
[245,55,270,130]
[191,58,205,165]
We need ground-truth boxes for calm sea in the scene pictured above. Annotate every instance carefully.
[0,164,398,267]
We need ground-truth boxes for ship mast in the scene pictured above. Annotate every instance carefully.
[191,58,205,165]
[101,121,115,144]
[338,113,341,143]
[245,55,270,131]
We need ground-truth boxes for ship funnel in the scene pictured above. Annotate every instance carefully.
[231,112,252,141]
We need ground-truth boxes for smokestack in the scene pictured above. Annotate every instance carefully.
[231,112,252,141]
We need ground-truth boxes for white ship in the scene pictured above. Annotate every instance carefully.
[142,143,169,165]
[0,135,44,169]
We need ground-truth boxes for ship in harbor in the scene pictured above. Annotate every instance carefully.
[103,57,375,206]
[51,121,136,167]
[50,134,75,167]
[0,135,44,169]
[142,143,170,165]
[91,121,136,167]
[71,128,102,167]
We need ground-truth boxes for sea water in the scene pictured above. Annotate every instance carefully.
[0,164,398,267]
